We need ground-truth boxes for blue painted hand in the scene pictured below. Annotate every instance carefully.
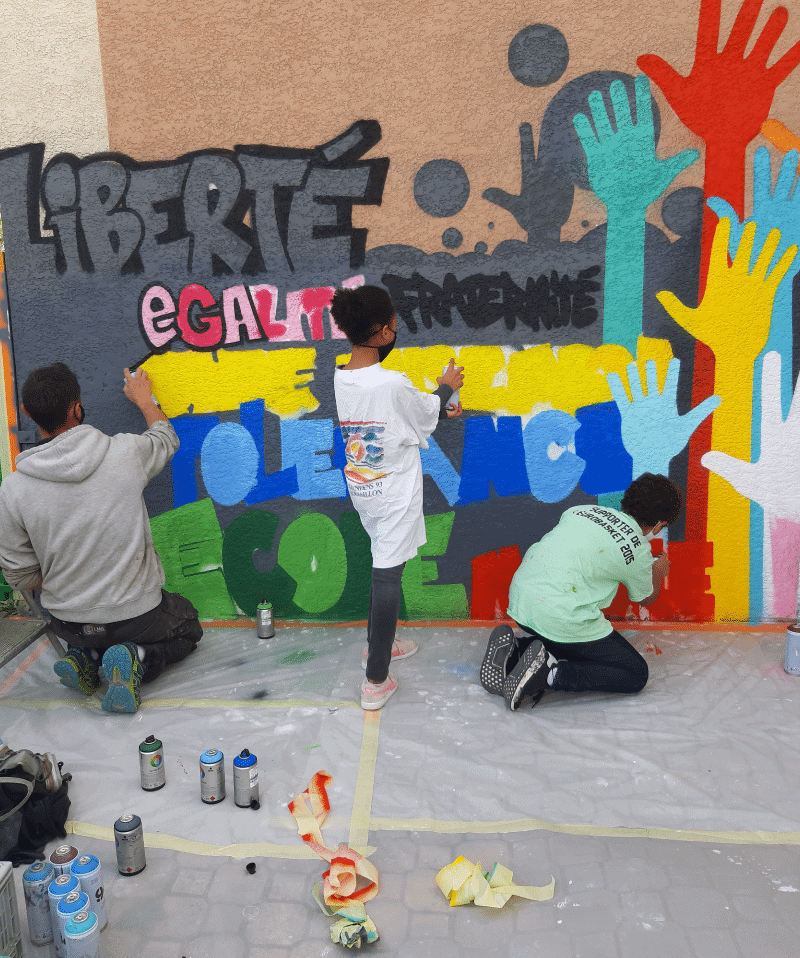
[607,358,720,479]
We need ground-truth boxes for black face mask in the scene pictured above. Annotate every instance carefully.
[376,330,397,362]
[76,403,85,425]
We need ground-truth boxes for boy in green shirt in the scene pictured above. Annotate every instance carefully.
[480,473,682,710]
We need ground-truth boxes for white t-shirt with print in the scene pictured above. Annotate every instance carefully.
[334,364,440,568]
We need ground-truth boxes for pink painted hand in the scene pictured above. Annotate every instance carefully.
[702,351,800,518]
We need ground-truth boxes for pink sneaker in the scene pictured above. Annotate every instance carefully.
[360,673,398,710]
[362,638,418,669]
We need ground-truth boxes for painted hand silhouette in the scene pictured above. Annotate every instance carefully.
[607,359,720,479]
[703,352,800,517]
[483,123,573,243]
[638,0,800,152]
[572,75,699,218]
[656,217,796,369]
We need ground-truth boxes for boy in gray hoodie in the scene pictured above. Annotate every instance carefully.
[0,362,202,712]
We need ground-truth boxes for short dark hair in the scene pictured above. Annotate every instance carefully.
[21,362,81,433]
[621,473,683,528]
[330,285,395,345]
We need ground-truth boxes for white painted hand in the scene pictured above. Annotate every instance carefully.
[607,358,720,479]
[702,351,800,518]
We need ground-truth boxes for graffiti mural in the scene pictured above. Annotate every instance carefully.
[3,0,800,623]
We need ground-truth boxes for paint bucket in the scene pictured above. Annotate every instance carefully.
[785,623,800,675]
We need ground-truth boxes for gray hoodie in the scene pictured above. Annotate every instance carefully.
[0,421,179,623]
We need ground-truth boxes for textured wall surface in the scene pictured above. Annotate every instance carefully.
[2,0,800,623]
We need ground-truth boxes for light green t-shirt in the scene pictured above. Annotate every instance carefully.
[507,505,654,643]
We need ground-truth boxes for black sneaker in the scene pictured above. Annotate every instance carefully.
[503,639,558,711]
[480,625,520,696]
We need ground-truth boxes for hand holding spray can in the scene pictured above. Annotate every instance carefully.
[139,735,165,790]
[200,749,226,803]
[257,601,275,638]
[441,362,461,409]
[233,749,259,808]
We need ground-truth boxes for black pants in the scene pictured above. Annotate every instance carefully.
[519,625,648,694]
[365,563,405,683]
[50,590,203,684]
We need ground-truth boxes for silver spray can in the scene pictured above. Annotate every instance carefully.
[785,622,800,675]
[233,749,259,808]
[257,601,275,638]
[64,910,99,958]
[200,749,226,803]
[139,734,166,790]
[23,860,54,945]
[70,855,107,930]
[49,844,79,877]
[56,891,88,958]
[47,875,78,958]
[114,813,146,875]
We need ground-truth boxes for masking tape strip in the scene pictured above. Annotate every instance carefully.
[369,817,800,846]
[65,820,319,859]
[348,710,381,853]
[0,698,359,710]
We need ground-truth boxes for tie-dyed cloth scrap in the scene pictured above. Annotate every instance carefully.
[288,770,379,947]
[436,856,555,908]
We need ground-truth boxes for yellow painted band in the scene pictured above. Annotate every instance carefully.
[348,709,381,853]
[368,817,800,845]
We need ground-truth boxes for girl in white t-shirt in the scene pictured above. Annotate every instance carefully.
[331,285,464,710]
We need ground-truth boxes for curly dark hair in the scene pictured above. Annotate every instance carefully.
[620,473,683,529]
[21,362,81,433]
[330,285,395,345]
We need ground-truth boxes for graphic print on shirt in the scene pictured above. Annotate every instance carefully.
[340,421,387,486]
[575,507,642,564]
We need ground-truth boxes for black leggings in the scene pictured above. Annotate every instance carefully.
[365,563,405,683]
[519,625,648,694]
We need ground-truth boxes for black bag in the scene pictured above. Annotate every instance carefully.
[0,747,71,866]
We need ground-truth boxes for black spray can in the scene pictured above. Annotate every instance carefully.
[114,814,146,875]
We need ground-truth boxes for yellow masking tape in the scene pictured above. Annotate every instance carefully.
[144,347,319,418]
[369,817,800,846]
[348,710,381,854]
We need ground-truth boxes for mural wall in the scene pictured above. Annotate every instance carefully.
[3,0,800,623]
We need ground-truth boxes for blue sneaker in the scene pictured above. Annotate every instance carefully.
[54,648,101,696]
[101,643,144,713]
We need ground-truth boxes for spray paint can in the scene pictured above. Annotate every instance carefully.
[56,892,88,958]
[257,601,275,638]
[49,845,79,877]
[114,814,146,875]
[139,735,165,790]
[64,910,99,958]
[47,875,78,958]
[70,855,107,930]
[233,749,259,807]
[785,622,800,675]
[200,749,226,803]
[23,860,54,945]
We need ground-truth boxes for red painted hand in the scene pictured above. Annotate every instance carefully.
[638,0,800,151]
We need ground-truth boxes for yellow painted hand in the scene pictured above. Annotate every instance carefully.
[656,217,796,370]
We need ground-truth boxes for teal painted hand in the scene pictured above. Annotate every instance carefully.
[573,74,700,218]
[607,358,721,479]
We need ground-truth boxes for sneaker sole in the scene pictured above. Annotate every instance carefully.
[361,644,418,669]
[480,625,516,695]
[504,640,547,711]
[53,659,100,696]
[101,646,141,714]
